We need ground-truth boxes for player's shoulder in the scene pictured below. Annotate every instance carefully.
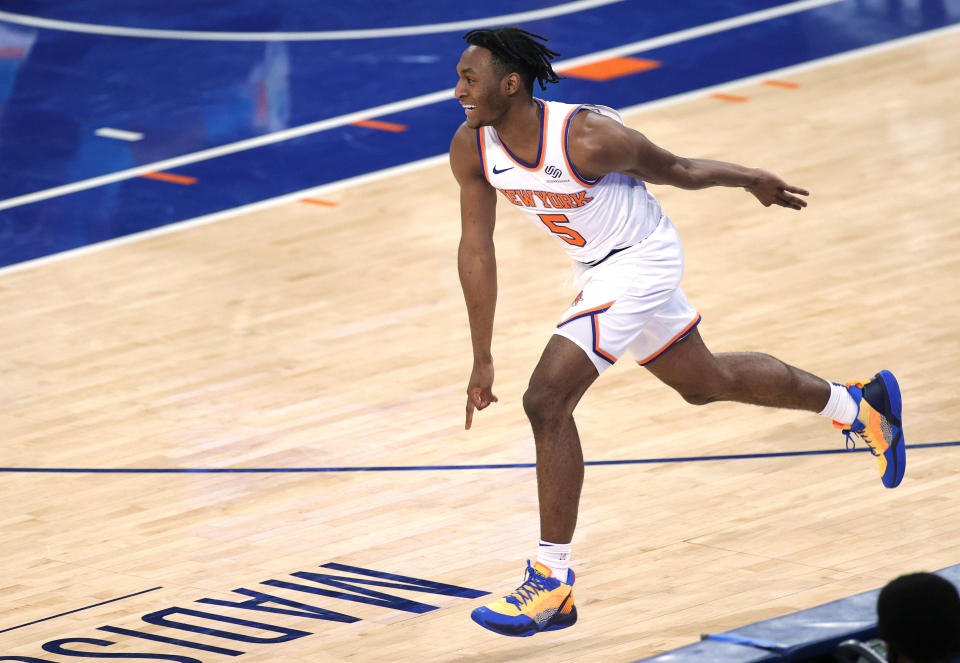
[564,104,639,178]
[568,104,625,135]
[566,104,629,154]
[450,121,479,156]
[449,121,484,181]
[451,120,477,143]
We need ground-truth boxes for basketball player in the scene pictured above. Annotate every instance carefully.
[450,27,906,637]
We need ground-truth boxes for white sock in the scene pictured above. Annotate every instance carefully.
[537,540,572,581]
[818,381,859,425]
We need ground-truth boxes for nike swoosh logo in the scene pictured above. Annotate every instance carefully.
[492,165,514,174]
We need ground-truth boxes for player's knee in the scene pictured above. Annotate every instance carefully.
[522,383,565,425]
[673,374,731,406]
[678,387,721,406]
[672,363,736,405]
[522,385,550,423]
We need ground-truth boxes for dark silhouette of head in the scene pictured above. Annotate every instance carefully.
[878,573,960,663]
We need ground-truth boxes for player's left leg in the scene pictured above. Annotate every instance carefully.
[643,328,905,488]
[642,327,829,411]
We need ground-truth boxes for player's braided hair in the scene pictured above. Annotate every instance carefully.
[463,27,562,92]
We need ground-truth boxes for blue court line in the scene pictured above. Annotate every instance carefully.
[0,442,954,474]
[0,0,850,213]
[0,586,163,634]
[0,0,630,40]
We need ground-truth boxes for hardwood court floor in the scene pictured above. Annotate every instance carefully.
[1,31,959,663]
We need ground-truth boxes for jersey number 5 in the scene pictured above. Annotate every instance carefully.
[537,213,586,247]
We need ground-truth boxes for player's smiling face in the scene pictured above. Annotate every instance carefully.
[455,46,508,129]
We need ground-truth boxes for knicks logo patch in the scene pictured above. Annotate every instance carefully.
[572,291,584,306]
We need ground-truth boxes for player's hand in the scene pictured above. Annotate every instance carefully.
[746,169,809,210]
[465,361,498,430]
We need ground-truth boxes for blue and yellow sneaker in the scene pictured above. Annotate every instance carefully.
[834,370,906,488]
[470,561,577,637]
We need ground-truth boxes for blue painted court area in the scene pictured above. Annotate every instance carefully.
[0,0,958,267]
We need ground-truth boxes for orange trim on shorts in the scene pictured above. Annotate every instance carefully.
[592,315,618,364]
[557,300,616,327]
[636,313,702,366]
[557,301,618,366]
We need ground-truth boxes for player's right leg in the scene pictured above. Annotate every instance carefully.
[523,334,599,544]
[470,334,596,637]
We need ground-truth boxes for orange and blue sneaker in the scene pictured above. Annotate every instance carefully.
[834,370,906,488]
[470,561,577,637]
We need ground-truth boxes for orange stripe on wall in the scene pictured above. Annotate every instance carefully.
[710,93,749,103]
[764,80,801,89]
[140,172,197,185]
[351,119,407,132]
[559,56,661,82]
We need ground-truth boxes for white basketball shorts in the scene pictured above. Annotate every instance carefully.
[554,214,701,374]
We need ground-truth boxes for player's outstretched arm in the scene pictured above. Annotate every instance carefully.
[450,123,499,429]
[566,111,809,210]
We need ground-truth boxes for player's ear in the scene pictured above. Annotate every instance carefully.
[502,72,522,96]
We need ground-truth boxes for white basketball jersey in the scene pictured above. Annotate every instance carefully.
[477,99,663,263]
